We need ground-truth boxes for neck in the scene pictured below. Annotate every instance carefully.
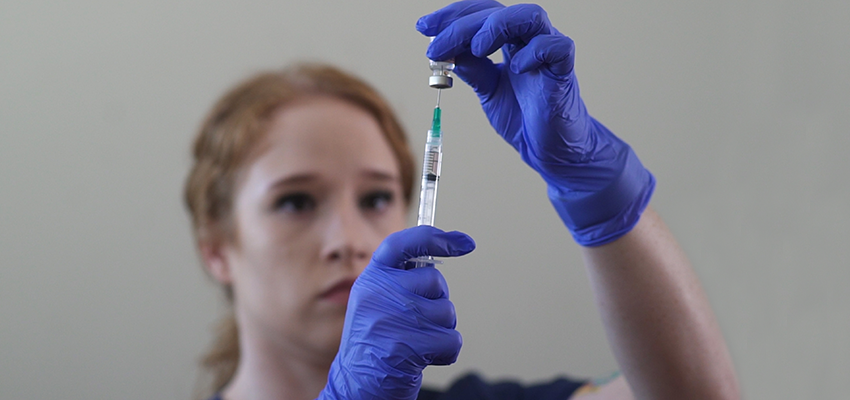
[222,320,333,400]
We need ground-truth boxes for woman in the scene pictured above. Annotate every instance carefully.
[184,1,740,399]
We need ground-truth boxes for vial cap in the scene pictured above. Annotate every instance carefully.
[429,75,453,89]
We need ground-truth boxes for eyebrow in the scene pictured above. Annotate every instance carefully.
[266,169,400,193]
[266,173,317,191]
[360,170,399,182]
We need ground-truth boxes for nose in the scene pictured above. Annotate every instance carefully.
[321,200,374,267]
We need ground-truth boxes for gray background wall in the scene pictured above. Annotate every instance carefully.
[2,0,848,398]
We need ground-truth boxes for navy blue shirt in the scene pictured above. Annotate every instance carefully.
[208,373,585,400]
[418,373,586,400]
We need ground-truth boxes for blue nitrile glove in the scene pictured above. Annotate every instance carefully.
[417,1,655,246]
[317,225,475,400]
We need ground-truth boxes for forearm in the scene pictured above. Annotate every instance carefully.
[580,206,739,400]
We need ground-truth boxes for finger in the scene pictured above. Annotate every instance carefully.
[372,226,475,269]
[390,264,450,300]
[510,34,576,76]
[426,8,497,61]
[452,51,502,99]
[411,297,457,329]
[416,0,504,37]
[420,328,463,366]
[471,3,554,58]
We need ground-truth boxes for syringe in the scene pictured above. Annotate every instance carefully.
[410,96,445,269]
[418,96,443,227]
[410,48,454,268]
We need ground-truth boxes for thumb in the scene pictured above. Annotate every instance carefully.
[372,226,475,270]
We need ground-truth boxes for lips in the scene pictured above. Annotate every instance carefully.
[319,278,357,304]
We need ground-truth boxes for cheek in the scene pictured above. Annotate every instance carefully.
[384,206,409,232]
[236,203,317,266]
[231,216,322,316]
[371,204,409,242]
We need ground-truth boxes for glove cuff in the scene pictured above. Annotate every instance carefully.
[547,147,655,246]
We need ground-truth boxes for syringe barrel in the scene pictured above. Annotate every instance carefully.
[417,137,442,227]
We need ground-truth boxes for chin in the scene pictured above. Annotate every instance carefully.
[309,317,346,361]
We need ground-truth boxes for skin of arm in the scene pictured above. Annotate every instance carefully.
[570,206,740,400]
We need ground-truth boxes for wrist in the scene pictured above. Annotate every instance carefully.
[547,146,655,246]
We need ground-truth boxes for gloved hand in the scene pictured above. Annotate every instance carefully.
[318,226,475,400]
[417,1,655,246]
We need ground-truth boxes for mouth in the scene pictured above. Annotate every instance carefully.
[318,278,356,305]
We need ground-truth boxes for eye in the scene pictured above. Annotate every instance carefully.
[360,190,394,212]
[273,192,316,214]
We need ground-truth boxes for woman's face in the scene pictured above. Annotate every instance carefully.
[213,96,408,361]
